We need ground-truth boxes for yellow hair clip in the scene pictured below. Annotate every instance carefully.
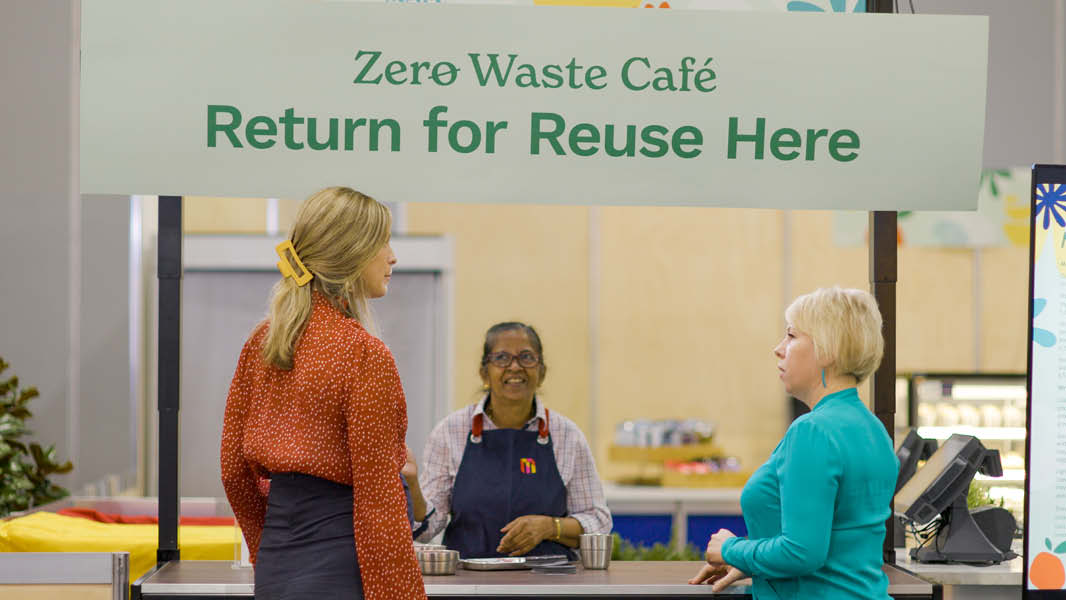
[275,240,313,287]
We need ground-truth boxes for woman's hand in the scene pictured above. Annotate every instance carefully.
[705,528,736,565]
[689,562,728,584]
[401,445,427,521]
[401,445,418,480]
[688,563,749,592]
[497,515,553,556]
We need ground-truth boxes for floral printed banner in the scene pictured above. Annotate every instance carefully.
[1027,169,1066,591]
[832,167,1030,248]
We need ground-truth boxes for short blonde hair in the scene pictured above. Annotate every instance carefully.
[261,186,392,370]
[785,287,884,383]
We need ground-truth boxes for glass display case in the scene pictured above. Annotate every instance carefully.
[902,373,1027,517]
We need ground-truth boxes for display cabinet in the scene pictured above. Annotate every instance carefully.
[902,373,1027,516]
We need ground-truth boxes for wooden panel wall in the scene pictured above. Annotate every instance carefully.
[185,199,1029,474]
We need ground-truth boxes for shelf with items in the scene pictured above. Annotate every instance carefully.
[608,443,750,489]
[660,466,751,488]
[607,442,723,463]
[974,468,1026,483]
[916,426,1026,441]
[898,373,1028,518]
[609,419,747,488]
[902,371,1027,478]
[906,373,1027,431]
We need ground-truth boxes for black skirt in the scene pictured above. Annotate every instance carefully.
[255,472,363,600]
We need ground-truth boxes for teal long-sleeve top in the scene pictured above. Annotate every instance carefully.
[721,387,898,599]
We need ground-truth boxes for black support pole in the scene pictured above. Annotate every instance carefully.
[867,0,897,567]
[870,211,897,565]
[157,196,183,564]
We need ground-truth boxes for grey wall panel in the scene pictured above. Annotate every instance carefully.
[179,272,272,499]
[179,271,440,498]
[918,0,1064,167]
[0,0,78,487]
[370,272,439,461]
[79,194,134,491]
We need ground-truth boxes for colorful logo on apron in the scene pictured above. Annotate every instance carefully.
[520,458,537,474]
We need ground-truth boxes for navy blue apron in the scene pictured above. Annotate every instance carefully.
[443,408,575,559]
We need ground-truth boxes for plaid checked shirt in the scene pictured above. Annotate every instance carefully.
[415,395,612,542]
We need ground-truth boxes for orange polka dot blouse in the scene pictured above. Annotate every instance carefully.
[221,292,426,600]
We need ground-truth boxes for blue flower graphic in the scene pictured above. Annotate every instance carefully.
[1035,183,1066,230]
[1033,298,1056,348]
[787,0,863,12]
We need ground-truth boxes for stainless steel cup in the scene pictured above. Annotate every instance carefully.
[579,534,612,570]
[417,549,459,575]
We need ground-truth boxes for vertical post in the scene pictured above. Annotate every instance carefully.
[870,210,897,565]
[867,0,894,14]
[866,0,896,566]
[157,196,182,564]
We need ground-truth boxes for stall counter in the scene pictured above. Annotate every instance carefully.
[894,547,1021,600]
[132,560,937,599]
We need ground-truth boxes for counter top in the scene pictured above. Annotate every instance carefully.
[893,547,1022,587]
[423,562,750,596]
[135,560,933,598]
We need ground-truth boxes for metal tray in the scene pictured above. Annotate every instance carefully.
[459,555,570,571]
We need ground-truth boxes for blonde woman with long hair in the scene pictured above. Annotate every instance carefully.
[220,187,426,600]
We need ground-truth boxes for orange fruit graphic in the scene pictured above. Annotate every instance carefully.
[1031,552,1066,590]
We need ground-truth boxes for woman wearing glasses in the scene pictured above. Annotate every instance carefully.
[409,322,611,558]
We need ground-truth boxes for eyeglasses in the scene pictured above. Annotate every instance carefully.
[485,350,540,369]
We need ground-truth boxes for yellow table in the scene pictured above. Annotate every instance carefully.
[0,512,234,582]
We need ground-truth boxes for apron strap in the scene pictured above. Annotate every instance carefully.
[537,409,550,445]
[469,406,551,444]
[470,413,484,443]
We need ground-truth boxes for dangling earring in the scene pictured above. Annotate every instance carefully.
[481,383,490,391]
[821,369,827,388]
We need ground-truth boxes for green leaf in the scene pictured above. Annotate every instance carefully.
[16,387,38,405]
[1055,541,1066,554]
[990,181,998,197]
[0,414,27,438]
[1047,537,1053,551]
[0,360,72,518]
[29,443,45,468]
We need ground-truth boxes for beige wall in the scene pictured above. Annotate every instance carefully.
[408,204,1028,475]
[185,200,1030,475]
[404,203,592,430]
[595,207,786,478]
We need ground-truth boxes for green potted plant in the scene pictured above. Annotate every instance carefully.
[966,481,1004,510]
[0,357,73,517]
[610,531,703,561]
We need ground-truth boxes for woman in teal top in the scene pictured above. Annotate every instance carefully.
[690,287,899,599]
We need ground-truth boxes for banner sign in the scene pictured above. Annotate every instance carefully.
[1026,165,1066,596]
[81,0,988,209]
